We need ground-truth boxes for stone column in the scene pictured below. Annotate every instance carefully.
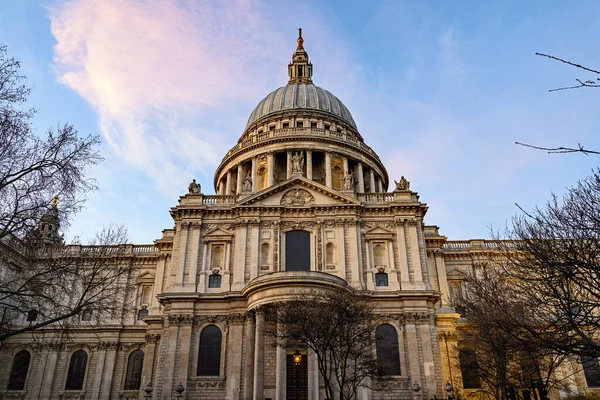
[267,152,275,187]
[306,150,313,180]
[308,349,319,400]
[275,325,287,400]
[377,178,383,193]
[343,156,349,173]
[141,334,160,388]
[251,157,257,192]
[175,222,190,288]
[237,164,244,195]
[100,344,117,398]
[325,152,332,188]
[369,170,375,192]
[174,316,194,386]
[253,309,265,400]
[434,250,451,307]
[34,348,58,400]
[357,162,365,193]
[232,223,247,291]
[227,315,245,400]
[91,347,107,400]
[226,170,233,195]
[286,151,293,179]
[244,313,256,400]
[408,220,425,290]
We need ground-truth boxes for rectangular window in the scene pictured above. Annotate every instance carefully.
[583,355,600,387]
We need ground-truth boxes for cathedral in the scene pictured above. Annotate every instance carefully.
[0,31,592,400]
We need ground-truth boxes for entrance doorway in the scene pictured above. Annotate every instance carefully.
[286,354,308,400]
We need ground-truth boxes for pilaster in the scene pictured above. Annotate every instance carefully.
[227,315,245,400]
[306,150,313,180]
[357,162,364,193]
[253,309,265,400]
[244,313,256,400]
[325,152,332,188]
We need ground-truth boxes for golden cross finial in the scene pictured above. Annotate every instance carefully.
[297,27,304,49]
[51,194,59,207]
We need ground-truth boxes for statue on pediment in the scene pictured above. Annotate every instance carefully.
[291,151,304,175]
[394,176,410,191]
[188,179,201,194]
[341,171,354,191]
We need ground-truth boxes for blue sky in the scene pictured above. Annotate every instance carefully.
[2,0,599,243]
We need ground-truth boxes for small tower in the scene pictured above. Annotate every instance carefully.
[33,195,63,245]
[288,28,313,84]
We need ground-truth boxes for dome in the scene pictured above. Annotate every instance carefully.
[245,83,357,130]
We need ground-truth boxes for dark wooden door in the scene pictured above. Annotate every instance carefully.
[286,354,308,400]
[285,230,310,271]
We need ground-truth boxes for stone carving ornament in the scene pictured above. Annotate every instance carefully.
[291,151,304,175]
[188,178,201,194]
[394,176,410,191]
[341,171,354,190]
[280,188,315,206]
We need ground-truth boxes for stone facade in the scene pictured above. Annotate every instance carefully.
[0,32,596,400]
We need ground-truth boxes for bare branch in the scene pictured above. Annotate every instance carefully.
[515,142,600,155]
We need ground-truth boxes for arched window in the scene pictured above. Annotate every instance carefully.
[285,230,310,271]
[7,350,30,390]
[375,272,388,287]
[137,308,149,320]
[375,324,401,375]
[582,355,600,387]
[208,274,221,288]
[65,350,88,390]
[198,325,222,376]
[459,348,481,389]
[124,350,144,390]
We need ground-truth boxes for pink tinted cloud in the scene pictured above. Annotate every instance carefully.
[48,0,290,192]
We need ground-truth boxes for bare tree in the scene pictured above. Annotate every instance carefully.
[516,54,600,155]
[500,169,600,358]
[452,266,577,400]
[0,224,136,344]
[0,44,102,241]
[267,286,385,400]
[0,45,134,343]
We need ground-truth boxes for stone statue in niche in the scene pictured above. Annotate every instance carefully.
[341,171,354,191]
[394,176,410,191]
[188,179,201,194]
[281,188,315,206]
[291,151,304,175]
[243,171,253,192]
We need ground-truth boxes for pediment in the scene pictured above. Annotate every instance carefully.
[365,226,394,235]
[364,225,394,240]
[446,267,465,280]
[203,227,233,240]
[136,271,155,283]
[236,177,361,207]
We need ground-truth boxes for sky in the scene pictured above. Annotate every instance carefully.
[1,0,599,244]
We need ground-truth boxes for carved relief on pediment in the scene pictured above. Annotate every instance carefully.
[280,188,315,207]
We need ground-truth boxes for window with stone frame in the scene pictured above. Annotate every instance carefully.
[285,230,310,271]
[198,325,222,376]
[65,350,88,390]
[124,350,144,390]
[459,348,481,389]
[582,354,600,387]
[375,272,389,287]
[208,274,221,288]
[7,350,30,390]
[375,324,401,375]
